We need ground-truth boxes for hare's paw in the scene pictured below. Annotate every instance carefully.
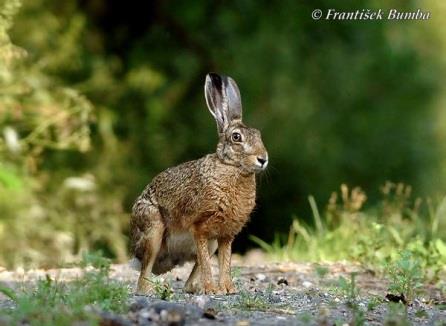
[202,282,219,295]
[184,281,218,295]
[136,278,153,295]
[184,280,200,294]
[217,280,237,295]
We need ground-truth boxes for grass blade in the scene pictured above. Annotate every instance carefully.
[308,195,323,234]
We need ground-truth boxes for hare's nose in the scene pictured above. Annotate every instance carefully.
[256,156,268,168]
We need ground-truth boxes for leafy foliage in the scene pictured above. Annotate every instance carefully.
[0,0,92,160]
[0,0,111,268]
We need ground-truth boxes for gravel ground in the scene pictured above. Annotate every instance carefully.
[0,253,445,325]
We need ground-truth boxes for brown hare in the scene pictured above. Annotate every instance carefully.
[130,73,268,295]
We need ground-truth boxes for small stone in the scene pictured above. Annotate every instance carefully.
[192,295,209,309]
[160,309,169,320]
[149,301,202,322]
[203,308,217,319]
[277,277,289,286]
[385,293,407,305]
[129,297,150,312]
[99,312,131,326]
[255,273,266,281]
[302,281,312,288]
[139,310,151,320]
[137,317,152,326]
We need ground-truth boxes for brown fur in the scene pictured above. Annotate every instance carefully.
[130,73,268,294]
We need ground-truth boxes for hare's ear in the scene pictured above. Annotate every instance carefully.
[224,76,242,121]
[205,73,242,133]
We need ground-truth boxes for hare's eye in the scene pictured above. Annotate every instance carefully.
[231,132,242,142]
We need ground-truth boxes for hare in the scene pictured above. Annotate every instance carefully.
[130,73,268,295]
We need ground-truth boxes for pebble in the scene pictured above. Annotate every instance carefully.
[99,311,132,326]
[191,295,209,309]
[129,297,150,312]
[255,273,266,281]
[302,281,313,288]
[277,277,289,286]
[203,308,217,319]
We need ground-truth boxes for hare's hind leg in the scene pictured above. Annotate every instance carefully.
[184,239,217,293]
[134,205,165,295]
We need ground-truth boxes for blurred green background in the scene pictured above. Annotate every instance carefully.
[1,0,446,267]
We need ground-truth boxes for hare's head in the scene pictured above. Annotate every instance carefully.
[205,73,268,174]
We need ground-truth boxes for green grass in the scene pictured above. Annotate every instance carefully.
[232,289,269,311]
[335,273,360,304]
[146,275,175,301]
[387,251,424,302]
[332,273,366,326]
[384,303,411,326]
[0,252,130,326]
[251,183,446,286]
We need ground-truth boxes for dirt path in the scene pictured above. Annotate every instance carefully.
[1,257,445,325]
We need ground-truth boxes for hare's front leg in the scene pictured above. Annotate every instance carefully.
[217,237,236,294]
[194,234,218,294]
[184,239,217,294]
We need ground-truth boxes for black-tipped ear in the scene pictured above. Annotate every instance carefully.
[205,73,225,133]
[204,72,243,133]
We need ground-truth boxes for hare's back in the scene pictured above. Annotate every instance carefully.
[152,159,202,193]
[150,156,212,208]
